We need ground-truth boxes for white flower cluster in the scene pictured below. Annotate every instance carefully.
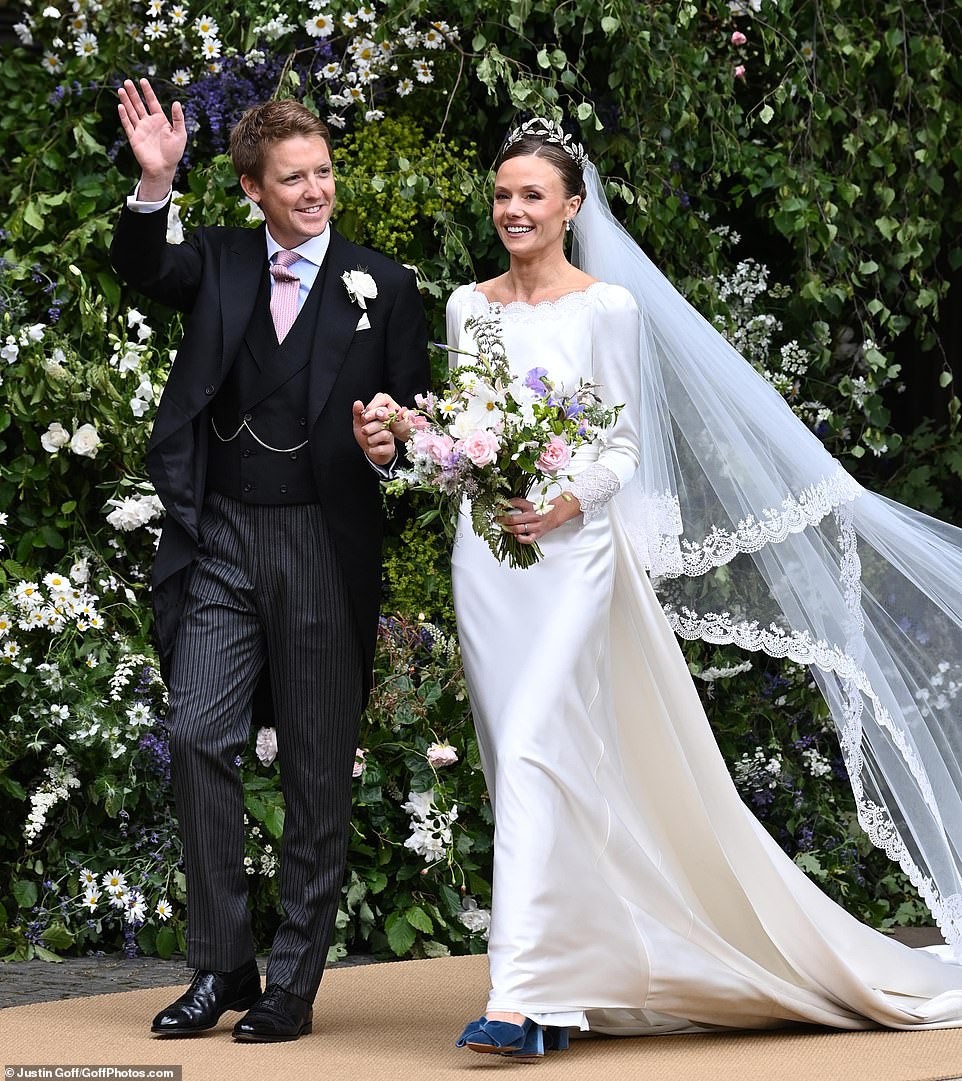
[107,652,162,702]
[24,757,81,840]
[695,660,753,683]
[105,487,165,533]
[801,746,833,778]
[707,251,831,426]
[18,0,461,133]
[729,0,763,14]
[401,788,458,863]
[73,697,156,760]
[40,420,101,458]
[14,0,108,74]
[458,896,491,939]
[1,570,103,669]
[916,661,962,718]
[243,844,278,877]
[109,310,161,419]
[2,320,47,365]
[78,867,173,924]
[733,746,783,792]
[316,10,458,127]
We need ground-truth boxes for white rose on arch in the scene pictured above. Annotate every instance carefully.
[40,421,70,454]
[69,423,101,458]
[255,727,278,767]
[342,269,377,310]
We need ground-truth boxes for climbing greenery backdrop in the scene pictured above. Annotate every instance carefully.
[0,0,959,961]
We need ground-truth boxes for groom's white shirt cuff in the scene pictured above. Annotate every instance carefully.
[367,451,399,480]
[127,184,171,212]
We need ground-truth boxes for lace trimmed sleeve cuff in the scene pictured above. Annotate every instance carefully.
[566,464,621,524]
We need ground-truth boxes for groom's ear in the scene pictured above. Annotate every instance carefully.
[239,173,260,204]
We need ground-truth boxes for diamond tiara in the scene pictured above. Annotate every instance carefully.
[500,117,589,170]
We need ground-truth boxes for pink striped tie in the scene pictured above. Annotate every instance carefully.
[270,249,301,342]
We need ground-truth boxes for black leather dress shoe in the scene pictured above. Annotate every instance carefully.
[232,986,313,1042]
[151,960,261,1035]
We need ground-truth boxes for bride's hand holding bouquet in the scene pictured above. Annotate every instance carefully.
[383,312,621,569]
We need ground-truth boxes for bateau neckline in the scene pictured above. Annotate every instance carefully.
[469,281,606,310]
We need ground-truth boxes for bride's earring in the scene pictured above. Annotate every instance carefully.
[564,219,571,232]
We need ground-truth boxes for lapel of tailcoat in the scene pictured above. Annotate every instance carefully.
[307,228,367,432]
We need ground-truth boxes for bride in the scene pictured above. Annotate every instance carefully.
[375,117,962,1059]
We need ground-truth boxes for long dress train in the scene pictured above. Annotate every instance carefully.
[448,281,962,1034]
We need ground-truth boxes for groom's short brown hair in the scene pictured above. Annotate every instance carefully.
[229,100,332,182]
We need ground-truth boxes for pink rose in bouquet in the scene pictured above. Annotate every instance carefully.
[411,430,455,466]
[537,435,571,474]
[459,428,500,468]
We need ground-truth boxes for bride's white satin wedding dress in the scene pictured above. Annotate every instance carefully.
[447,281,962,1034]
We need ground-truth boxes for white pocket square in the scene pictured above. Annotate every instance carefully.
[355,312,371,331]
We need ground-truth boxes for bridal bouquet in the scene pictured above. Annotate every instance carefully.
[397,312,621,569]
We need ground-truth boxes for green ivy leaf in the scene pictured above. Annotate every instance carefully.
[155,926,177,960]
[385,911,417,955]
[405,905,434,933]
[12,880,38,909]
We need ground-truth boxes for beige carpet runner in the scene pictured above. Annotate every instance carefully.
[3,954,962,1080]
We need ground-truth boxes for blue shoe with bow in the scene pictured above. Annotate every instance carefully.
[456,1015,569,1059]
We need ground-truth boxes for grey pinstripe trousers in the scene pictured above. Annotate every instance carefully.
[165,493,363,1001]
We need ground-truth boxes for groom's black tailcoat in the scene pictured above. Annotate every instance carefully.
[110,202,428,995]
[110,204,428,698]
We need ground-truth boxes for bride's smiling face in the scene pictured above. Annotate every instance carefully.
[492,155,580,257]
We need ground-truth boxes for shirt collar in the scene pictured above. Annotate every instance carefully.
[265,226,331,267]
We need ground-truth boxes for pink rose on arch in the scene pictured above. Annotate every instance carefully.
[459,429,500,468]
[353,748,366,779]
[537,435,571,474]
[426,742,459,768]
[734,64,747,79]
[731,30,747,45]
[412,430,455,465]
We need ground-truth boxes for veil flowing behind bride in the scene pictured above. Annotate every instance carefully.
[572,161,962,958]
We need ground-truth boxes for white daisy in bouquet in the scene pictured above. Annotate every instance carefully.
[398,312,621,568]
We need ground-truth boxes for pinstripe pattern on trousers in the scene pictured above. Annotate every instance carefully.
[165,492,363,1001]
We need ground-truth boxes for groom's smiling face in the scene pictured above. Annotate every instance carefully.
[240,135,336,249]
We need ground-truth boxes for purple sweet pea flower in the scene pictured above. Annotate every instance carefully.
[523,367,549,395]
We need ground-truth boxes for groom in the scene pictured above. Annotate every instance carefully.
[110,79,428,1041]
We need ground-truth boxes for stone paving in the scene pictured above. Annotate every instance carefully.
[0,953,381,1010]
[0,927,946,1011]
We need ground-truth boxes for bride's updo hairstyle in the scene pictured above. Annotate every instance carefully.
[496,117,588,207]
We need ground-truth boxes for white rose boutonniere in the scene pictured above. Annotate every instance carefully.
[342,268,378,310]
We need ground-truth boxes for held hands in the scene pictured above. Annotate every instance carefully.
[352,398,398,467]
[356,392,420,442]
[117,78,187,201]
[498,494,582,544]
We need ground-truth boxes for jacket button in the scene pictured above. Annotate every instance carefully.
[244,412,253,421]
[289,452,297,461]
[299,417,307,427]
[243,483,253,493]
[204,384,215,395]
[242,449,251,458]
[279,484,288,494]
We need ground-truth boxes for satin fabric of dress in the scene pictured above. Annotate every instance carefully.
[449,282,962,1035]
